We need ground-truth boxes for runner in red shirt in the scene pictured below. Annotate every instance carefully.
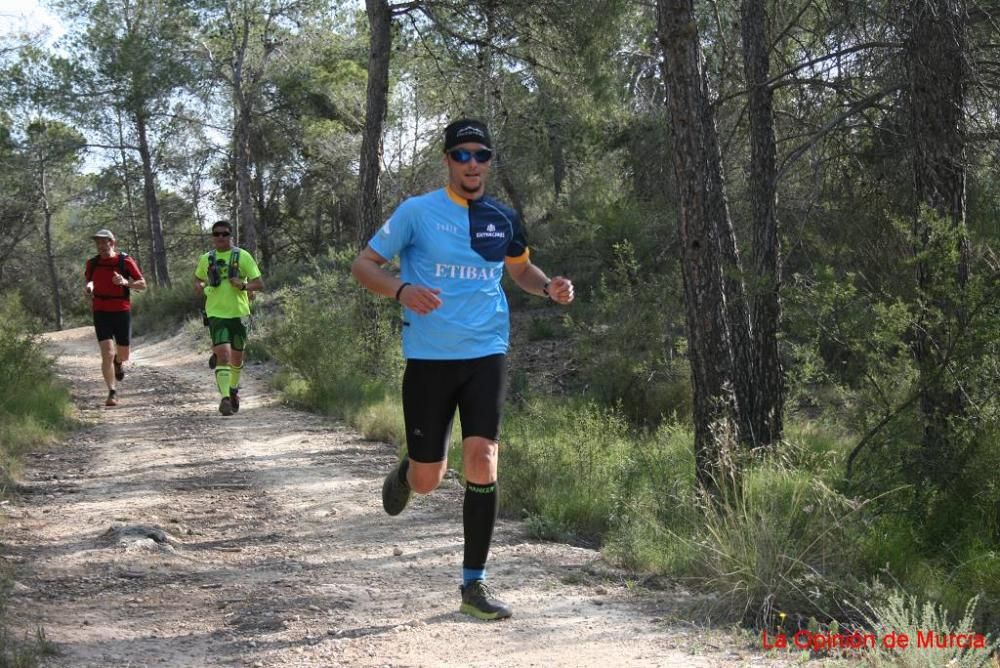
[84,229,146,406]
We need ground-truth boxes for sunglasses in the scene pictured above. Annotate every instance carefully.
[212,231,231,237]
[448,148,493,164]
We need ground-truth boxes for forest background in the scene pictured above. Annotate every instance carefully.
[1,0,999,658]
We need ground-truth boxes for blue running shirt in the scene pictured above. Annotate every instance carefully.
[368,187,529,360]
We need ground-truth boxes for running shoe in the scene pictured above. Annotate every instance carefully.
[459,581,513,620]
[113,356,124,381]
[219,396,233,416]
[229,387,240,413]
[106,389,117,407]
[381,460,411,516]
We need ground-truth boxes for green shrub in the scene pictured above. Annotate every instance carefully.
[694,465,864,624]
[0,297,68,666]
[130,282,203,337]
[0,294,73,486]
[502,398,634,542]
[570,240,690,427]
[524,313,568,341]
[860,589,998,667]
[269,268,402,421]
[604,421,700,571]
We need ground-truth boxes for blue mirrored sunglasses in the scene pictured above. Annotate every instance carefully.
[448,148,493,164]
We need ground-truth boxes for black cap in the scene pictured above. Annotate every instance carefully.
[444,119,492,151]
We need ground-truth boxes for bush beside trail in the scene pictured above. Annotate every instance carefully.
[0,295,74,491]
[0,295,74,666]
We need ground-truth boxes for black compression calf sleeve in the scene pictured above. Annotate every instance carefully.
[463,480,498,570]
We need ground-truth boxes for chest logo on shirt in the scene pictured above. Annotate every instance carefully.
[470,216,512,262]
[476,223,506,240]
[435,263,500,280]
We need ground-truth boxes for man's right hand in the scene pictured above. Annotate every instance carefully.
[85,281,94,299]
[399,284,443,315]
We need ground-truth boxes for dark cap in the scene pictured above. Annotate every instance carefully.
[444,119,492,151]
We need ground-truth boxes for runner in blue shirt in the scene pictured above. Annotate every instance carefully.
[352,118,574,620]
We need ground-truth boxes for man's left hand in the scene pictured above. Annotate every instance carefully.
[547,276,574,304]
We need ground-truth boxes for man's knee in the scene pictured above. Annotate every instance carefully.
[408,460,447,494]
[463,438,498,482]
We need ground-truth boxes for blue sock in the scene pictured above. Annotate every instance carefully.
[463,568,486,587]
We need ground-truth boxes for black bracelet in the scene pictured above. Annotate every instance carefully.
[542,281,551,297]
[395,282,411,301]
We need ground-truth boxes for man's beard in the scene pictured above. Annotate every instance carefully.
[459,178,481,194]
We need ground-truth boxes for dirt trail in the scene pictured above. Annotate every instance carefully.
[1,326,789,667]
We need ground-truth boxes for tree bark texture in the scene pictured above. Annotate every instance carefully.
[357,0,393,373]
[134,111,170,287]
[907,0,970,490]
[234,95,258,255]
[40,168,63,331]
[357,0,391,248]
[740,0,784,448]
[658,0,741,491]
[116,113,143,268]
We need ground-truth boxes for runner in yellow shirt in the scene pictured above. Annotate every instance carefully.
[194,220,264,415]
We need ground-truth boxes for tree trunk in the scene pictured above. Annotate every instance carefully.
[741,0,784,448]
[233,99,258,254]
[134,111,170,286]
[116,111,142,267]
[188,155,208,246]
[356,0,394,375]
[497,157,527,224]
[40,167,63,331]
[358,0,392,248]
[658,0,741,492]
[907,0,969,492]
[253,158,276,272]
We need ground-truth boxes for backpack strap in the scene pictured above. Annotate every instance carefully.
[228,247,241,279]
[207,248,219,286]
[86,255,100,282]
[118,252,130,300]
[88,253,131,301]
[207,248,242,285]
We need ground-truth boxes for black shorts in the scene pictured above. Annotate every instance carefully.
[402,354,507,463]
[93,311,131,345]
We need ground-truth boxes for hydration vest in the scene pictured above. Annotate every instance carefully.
[86,252,131,300]
[206,247,241,287]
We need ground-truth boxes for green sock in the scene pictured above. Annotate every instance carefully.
[230,361,243,391]
[215,365,231,397]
